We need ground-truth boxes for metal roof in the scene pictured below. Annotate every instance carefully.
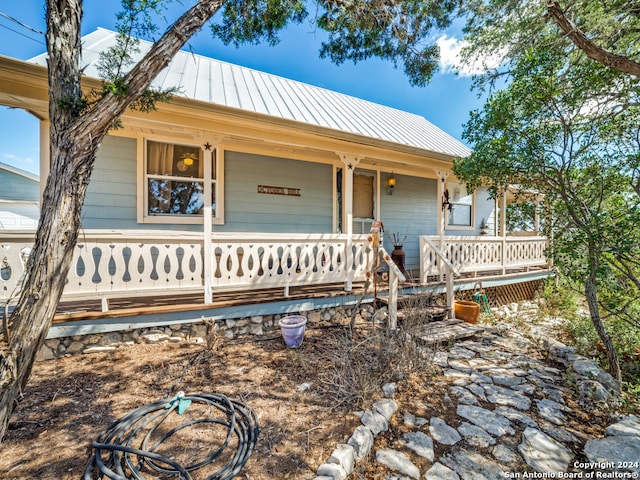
[30,28,471,159]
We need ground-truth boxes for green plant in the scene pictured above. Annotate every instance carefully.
[540,279,579,317]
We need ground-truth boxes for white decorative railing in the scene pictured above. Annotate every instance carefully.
[1,231,372,309]
[209,233,371,290]
[419,237,461,319]
[420,235,549,282]
[2,231,549,312]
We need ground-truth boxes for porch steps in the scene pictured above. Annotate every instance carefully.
[413,319,483,345]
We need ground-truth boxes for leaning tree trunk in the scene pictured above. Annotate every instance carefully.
[0,0,88,443]
[0,0,224,442]
[585,252,622,383]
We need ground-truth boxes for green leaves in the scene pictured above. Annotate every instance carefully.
[456,0,640,381]
[208,0,462,87]
[211,0,307,47]
[317,0,462,87]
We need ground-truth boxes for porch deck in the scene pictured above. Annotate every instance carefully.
[1,231,551,339]
[52,265,548,323]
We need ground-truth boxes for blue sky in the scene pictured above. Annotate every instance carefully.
[0,2,484,175]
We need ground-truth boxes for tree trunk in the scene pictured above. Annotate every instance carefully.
[585,253,622,383]
[0,0,223,443]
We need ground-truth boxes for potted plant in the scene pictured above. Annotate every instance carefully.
[388,232,407,273]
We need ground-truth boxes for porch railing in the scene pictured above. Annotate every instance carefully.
[0,231,372,309]
[419,235,549,283]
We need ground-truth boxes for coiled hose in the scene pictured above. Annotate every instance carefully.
[83,392,259,480]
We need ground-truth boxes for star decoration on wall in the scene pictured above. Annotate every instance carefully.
[203,142,212,150]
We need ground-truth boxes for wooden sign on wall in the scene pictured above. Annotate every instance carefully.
[257,185,301,197]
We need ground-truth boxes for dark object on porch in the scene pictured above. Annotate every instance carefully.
[84,391,259,480]
[391,245,406,274]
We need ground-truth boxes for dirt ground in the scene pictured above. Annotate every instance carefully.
[0,320,625,480]
[1,327,365,480]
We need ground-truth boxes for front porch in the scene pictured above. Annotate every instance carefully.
[1,231,551,339]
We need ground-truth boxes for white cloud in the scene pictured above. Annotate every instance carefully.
[2,153,38,173]
[436,35,503,77]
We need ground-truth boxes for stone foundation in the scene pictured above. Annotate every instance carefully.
[37,304,376,361]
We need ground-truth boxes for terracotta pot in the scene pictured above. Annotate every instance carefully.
[454,300,480,324]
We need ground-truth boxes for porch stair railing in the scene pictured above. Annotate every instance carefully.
[419,236,461,318]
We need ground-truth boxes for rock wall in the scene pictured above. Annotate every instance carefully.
[37,304,376,361]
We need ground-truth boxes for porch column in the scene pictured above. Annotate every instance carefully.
[202,141,214,304]
[534,200,541,234]
[340,154,360,291]
[501,188,508,274]
[434,170,450,282]
[39,119,50,199]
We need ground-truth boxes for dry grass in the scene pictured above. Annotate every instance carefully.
[0,301,442,480]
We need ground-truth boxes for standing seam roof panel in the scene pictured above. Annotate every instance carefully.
[29,28,472,158]
[250,70,286,118]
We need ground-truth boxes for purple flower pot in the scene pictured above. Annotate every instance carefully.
[278,315,307,348]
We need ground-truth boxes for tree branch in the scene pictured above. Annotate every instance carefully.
[546,0,640,78]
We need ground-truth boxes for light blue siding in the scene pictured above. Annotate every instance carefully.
[82,136,140,230]
[474,187,496,235]
[380,173,438,271]
[0,167,40,230]
[82,138,333,233]
[0,169,39,202]
[217,151,333,233]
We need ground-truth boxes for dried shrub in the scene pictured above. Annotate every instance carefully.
[319,293,441,409]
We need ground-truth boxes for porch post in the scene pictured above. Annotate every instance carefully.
[202,141,214,304]
[388,266,398,329]
[501,188,508,275]
[534,200,541,234]
[434,170,450,282]
[340,154,360,291]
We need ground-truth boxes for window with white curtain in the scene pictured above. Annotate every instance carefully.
[446,180,473,228]
[145,140,217,220]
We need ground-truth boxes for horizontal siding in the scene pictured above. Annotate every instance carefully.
[380,174,438,271]
[219,151,332,233]
[0,170,40,202]
[82,136,139,230]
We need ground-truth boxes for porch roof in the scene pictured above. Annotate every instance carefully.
[29,28,472,161]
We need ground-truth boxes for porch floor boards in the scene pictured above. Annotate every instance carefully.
[52,281,372,323]
[51,266,549,324]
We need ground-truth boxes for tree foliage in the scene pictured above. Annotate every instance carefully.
[461,0,640,82]
[455,3,640,381]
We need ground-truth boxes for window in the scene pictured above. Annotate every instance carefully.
[446,181,473,228]
[145,140,218,222]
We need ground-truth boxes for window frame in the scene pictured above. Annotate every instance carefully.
[138,137,223,225]
[445,180,475,231]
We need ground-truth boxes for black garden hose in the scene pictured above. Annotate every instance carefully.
[84,392,259,480]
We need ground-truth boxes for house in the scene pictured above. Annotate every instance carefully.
[0,161,39,230]
[0,29,551,349]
